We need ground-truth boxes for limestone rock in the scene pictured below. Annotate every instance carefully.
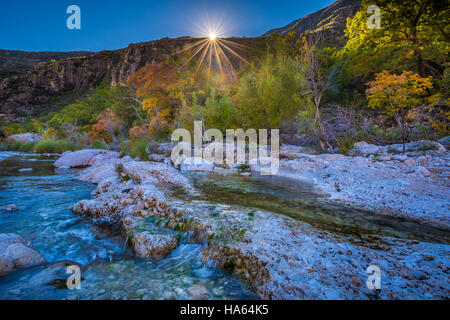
[0,234,46,277]
[129,232,177,259]
[8,133,42,143]
[350,142,382,156]
[54,149,119,168]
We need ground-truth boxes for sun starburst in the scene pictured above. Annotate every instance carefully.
[178,19,249,82]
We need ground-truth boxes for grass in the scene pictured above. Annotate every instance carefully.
[236,164,251,173]
[335,134,356,156]
[120,139,150,160]
[418,142,439,152]
[2,139,79,154]
[33,140,79,154]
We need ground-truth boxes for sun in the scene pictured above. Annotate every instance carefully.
[209,33,217,41]
[178,17,249,82]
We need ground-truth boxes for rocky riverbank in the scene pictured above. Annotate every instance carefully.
[65,146,449,300]
[276,140,450,229]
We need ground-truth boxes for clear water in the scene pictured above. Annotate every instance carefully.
[0,153,257,300]
[175,172,450,245]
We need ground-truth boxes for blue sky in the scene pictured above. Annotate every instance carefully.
[0,0,335,52]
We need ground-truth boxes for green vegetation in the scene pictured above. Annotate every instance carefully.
[120,139,151,159]
[33,140,79,154]
[1,139,78,154]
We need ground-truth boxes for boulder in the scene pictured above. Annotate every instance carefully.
[383,140,446,153]
[180,157,214,172]
[7,133,42,143]
[438,136,450,149]
[88,151,120,166]
[0,233,46,277]
[415,167,431,177]
[54,149,119,168]
[148,154,166,162]
[129,232,177,259]
[350,142,382,156]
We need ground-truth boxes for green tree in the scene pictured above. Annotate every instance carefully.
[344,0,449,77]
[236,53,311,130]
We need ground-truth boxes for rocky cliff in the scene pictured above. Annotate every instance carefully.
[0,49,94,80]
[264,0,361,39]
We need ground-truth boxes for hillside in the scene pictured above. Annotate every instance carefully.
[263,0,361,39]
[0,49,94,79]
[0,37,263,121]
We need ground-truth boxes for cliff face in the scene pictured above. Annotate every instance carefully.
[0,37,262,121]
[0,50,94,80]
[264,0,361,38]
[0,39,185,120]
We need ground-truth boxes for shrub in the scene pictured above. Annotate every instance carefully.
[121,139,150,159]
[33,140,78,154]
[335,134,356,156]
[6,141,36,152]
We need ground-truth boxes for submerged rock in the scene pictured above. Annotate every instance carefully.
[0,204,19,212]
[129,232,178,259]
[54,149,119,168]
[0,233,46,277]
[187,284,210,300]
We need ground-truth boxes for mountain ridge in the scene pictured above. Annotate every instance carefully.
[263,0,361,37]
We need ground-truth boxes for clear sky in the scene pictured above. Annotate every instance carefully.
[0,0,335,52]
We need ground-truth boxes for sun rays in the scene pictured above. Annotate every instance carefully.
[177,22,249,83]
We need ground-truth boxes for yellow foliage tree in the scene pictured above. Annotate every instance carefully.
[366,70,433,151]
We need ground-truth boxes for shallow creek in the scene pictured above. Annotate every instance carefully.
[0,153,256,299]
[0,152,448,299]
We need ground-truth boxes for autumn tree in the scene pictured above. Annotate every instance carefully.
[90,108,124,144]
[366,70,433,151]
[128,62,181,138]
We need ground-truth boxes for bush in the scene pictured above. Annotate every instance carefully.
[6,141,36,152]
[335,134,357,156]
[33,140,78,154]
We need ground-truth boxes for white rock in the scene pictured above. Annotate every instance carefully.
[129,232,177,259]
[350,142,382,156]
[8,133,42,143]
[54,149,119,168]
[0,233,46,276]
[415,167,431,177]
